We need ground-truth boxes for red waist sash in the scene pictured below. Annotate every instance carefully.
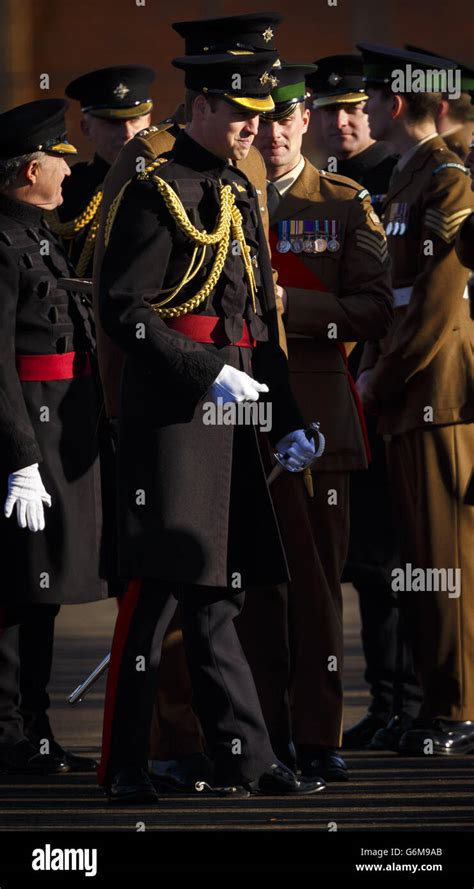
[16,351,92,381]
[164,315,256,348]
[270,228,371,462]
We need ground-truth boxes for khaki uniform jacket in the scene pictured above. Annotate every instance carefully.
[93,116,283,417]
[274,159,393,471]
[442,128,471,163]
[360,136,474,435]
[456,212,474,269]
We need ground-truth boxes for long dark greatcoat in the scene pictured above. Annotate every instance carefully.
[0,193,110,605]
[99,130,303,589]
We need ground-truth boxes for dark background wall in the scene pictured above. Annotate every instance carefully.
[2,0,473,159]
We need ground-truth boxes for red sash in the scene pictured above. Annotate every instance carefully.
[270,228,371,462]
[16,351,92,381]
[164,315,255,348]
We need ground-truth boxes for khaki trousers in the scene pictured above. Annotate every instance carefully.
[386,423,474,721]
[237,469,349,749]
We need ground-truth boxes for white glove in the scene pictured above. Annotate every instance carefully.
[210,364,269,405]
[4,463,52,532]
[275,429,316,472]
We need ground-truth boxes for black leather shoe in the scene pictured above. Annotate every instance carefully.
[46,739,98,772]
[399,719,474,756]
[250,760,325,795]
[342,714,388,749]
[149,753,214,792]
[0,738,70,775]
[107,768,159,804]
[299,747,349,782]
[369,714,414,751]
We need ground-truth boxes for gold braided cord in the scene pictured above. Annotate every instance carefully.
[104,179,133,248]
[75,216,100,277]
[154,245,207,304]
[103,161,258,318]
[152,222,231,317]
[148,174,233,245]
[47,190,103,237]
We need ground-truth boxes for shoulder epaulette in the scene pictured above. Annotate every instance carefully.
[319,169,369,195]
[137,157,168,181]
[433,162,469,176]
[137,119,182,141]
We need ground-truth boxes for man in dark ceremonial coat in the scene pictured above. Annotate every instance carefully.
[97,48,325,803]
[48,65,155,276]
[0,100,110,774]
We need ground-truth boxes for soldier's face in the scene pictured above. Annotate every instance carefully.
[255,106,310,175]
[317,101,372,158]
[81,112,152,164]
[364,90,394,141]
[27,154,71,210]
[200,100,260,161]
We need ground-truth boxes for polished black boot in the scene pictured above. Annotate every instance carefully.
[298,745,349,781]
[399,719,474,756]
[369,713,414,751]
[342,713,388,749]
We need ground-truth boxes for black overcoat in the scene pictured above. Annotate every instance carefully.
[0,193,110,605]
[99,131,304,588]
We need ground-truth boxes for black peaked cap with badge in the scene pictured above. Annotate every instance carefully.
[306,54,368,108]
[172,12,283,54]
[0,98,77,159]
[260,62,317,120]
[65,65,156,118]
[405,46,474,113]
[405,45,474,95]
[172,50,279,112]
[356,43,457,88]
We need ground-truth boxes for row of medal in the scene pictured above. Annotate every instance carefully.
[276,219,343,254]
[385,202,409,236]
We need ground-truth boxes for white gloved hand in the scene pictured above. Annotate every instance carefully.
[210,364,269,405]
[275,428,316,472]
[4,463,52,532]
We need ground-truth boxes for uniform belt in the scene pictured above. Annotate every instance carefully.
[393,284,469,308]
[164,315,256,348]
[16,351,92,381]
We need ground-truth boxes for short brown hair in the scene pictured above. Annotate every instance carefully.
[443,92,473,123]
[184,89,220,122]
[377,84,442,123]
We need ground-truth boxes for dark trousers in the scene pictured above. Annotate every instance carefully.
[356,583,422,719]
[98,579,274,787]
[0,604,59,749]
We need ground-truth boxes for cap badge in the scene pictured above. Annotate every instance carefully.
[262,28,274,42]
[113,82,130,99]
[260,70,279,88]
[328,72,342,86]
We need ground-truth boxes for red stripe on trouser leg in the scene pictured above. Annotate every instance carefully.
[97,578,143,786]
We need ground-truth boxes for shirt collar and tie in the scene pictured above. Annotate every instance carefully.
[266,155,306,218]
[388,131,438,185]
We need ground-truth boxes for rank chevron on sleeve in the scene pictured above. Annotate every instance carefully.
[355,229,389,263]
[424,207,473,242]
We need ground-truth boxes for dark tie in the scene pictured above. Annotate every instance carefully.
[266,181,281,222]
